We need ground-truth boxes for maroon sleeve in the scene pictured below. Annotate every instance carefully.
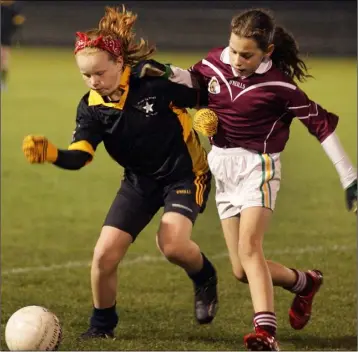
[286,86,339,143]
[188,60,209,91]
[188,47,225,90]
[188,53,208,77]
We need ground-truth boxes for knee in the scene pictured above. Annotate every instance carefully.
[156,233,188,263]
[232,266,248,283]
[92,245,120,273]
[238,235,263,260]
[155,234,164,255]
[156,220,193,263]
[158,242,184,263]
[91,227,132,274]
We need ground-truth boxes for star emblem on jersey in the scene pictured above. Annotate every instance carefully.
[136,97,157,116]
[143,101,154,114]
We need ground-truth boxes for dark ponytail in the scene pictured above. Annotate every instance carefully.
[271,26,312,82]
[231,8,312,82]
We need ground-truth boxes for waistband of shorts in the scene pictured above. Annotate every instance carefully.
[210,145,260,156]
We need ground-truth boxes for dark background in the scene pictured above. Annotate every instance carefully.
[14,0,357,56]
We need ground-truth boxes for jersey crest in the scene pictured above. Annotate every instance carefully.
[208,76,220,94]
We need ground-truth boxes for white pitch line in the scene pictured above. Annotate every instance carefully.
[2,244,352,276]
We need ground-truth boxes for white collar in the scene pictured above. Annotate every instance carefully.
[220,46,272,77]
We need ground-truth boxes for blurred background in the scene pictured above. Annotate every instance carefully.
[11,0,357,55]
[1,1,357,351]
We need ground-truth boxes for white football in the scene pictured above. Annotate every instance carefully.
[5,305,62,351]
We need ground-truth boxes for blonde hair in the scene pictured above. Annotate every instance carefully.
[77,6,156,66]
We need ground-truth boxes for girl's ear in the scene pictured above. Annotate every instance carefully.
[266,43,275,58]
[116,56,124,67]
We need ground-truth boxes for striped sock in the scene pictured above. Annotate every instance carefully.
[253,311,277,337]
[288,269,314,295]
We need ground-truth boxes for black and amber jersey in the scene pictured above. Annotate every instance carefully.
[68,66,209,182]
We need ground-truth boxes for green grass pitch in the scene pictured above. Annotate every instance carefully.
[1,48,356,351]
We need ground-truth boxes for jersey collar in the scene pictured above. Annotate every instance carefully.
[88,65,131,110]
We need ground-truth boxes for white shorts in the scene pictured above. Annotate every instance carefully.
[208,145,281,219]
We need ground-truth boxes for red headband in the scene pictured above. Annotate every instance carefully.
[74,32,122,57]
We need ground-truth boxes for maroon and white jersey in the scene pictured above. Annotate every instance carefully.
[189,47,339,153]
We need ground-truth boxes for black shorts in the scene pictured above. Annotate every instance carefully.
[103,171,212,240]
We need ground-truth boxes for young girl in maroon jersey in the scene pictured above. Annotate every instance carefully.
[136,8,357,351]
